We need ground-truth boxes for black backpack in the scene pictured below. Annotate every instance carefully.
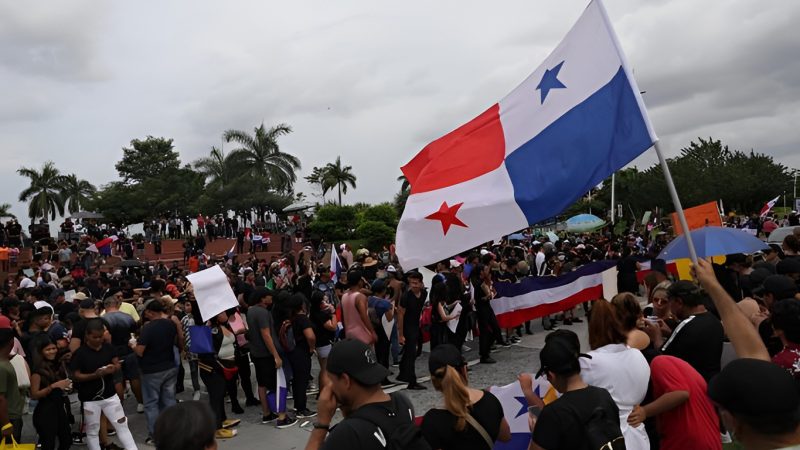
[348,392,432,450]
[572,406,626,450]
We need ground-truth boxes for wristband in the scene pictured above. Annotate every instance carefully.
[312,422,330,431]
[1,423,12,431]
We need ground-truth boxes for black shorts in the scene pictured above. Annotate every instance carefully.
[252,356,277,389]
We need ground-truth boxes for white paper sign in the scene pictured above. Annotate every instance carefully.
[186,265,239,322]
[447,303,463,334]
[64,290,76,304]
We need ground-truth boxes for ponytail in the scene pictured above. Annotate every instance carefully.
[432,365,471,431]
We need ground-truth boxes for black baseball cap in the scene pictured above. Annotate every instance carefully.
[429,344,466,376]
[708,358,800,417]
[777,258,800,275]
[327,339,388,385]
[536,335,591,378]
[753,275,798,300]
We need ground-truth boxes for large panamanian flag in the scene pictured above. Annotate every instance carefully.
[396,0,657,269]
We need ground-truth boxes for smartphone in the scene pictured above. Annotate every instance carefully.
[528,406,541,418]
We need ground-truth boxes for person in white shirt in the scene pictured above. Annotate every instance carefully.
[580,300,651,450]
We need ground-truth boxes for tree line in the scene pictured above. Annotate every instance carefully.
[12,123,360,227]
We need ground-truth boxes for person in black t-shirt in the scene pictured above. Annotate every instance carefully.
[397,271,426,389]
[526,330,622,450]
[661,281,724,382]
[287,293,316,419]
[306,339,417,450]
[134,299,179,443]
[421,344,511,450]
[70,318,137,450]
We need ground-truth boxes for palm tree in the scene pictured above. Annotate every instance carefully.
[17,161,65,223]
[223,123,301,192]
[60,174,97,215]
[322,156,357,206]
[305,166,331,202]
[193,146,245,187]
[0,204,15,219]
[397,174,410,192]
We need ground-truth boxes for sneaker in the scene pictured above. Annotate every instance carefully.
[215,428,238,439]
[144,437,155,446]
[245,397,260,407]
[232,404,244,414]
[407,383,427,390]
[262,412,279,423]
[222,418,241,429]
[480,357,497,364]
[72,432,86,445]
[572,317,583,323]
[137,403,145,414]
[276,416,298,429]
[720,431,732,444]
[107,428,116,436]
[296,409,317,419]
[193,391,202,401]
[501,341,513,347]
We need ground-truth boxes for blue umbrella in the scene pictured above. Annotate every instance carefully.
[508,233,527,241]
[657,226,770,260]
[566,214,606,233]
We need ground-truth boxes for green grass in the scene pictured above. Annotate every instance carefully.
[723,441,744,450]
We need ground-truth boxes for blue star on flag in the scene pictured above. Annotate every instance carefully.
[536,60,566,103]
[514,396,528,418]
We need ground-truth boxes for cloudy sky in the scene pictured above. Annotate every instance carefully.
[2,0,799,224]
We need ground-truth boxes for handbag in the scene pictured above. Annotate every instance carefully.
[218,360,239,381]
[464,413,494,449]
[188,326,214,355]
[10,355,30,389]
[0,436,36,450]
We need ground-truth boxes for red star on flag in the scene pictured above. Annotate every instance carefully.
[425,201,468,235]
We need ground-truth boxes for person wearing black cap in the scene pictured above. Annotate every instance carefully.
[420,344,510,450]
[753,275,799,356]
[708,359,800,449]
[528,331,622,450]
[661,280,724,382]
[305,339,419,450]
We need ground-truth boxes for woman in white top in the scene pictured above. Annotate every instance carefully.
[580,300,651,450]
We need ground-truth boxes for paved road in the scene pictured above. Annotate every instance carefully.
[22,314,590,449]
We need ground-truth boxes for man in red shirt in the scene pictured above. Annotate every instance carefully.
[628,355,721,450]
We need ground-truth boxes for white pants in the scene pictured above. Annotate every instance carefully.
[84,396,138,450]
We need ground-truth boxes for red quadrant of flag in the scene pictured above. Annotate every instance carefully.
[401,104,506,195]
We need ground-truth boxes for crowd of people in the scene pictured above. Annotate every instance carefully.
[0,216,797,450]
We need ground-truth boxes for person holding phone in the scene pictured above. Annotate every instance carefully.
[29,335,73,450]
[70,318,137,450]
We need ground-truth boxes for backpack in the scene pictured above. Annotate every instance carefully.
[571,406,626,450]
[349,392,432,450]
[278,319,296,353]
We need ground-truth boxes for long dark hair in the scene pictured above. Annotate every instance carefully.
[30,335,60,385]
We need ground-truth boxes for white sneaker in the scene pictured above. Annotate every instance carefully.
[720,431,732,444]
[193,391,201,401]
[137,403,145,413]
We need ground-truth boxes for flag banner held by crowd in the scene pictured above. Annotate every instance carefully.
[759,195,780,218]
[186,264,239,322]
[396,0,657,269]
[490,375,559,450]
[86,235,118,253]
[267,368,288,413]
[329,244,343,283]
[492,260,617,328]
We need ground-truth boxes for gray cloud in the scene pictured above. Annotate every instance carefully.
[1,0,799,224]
